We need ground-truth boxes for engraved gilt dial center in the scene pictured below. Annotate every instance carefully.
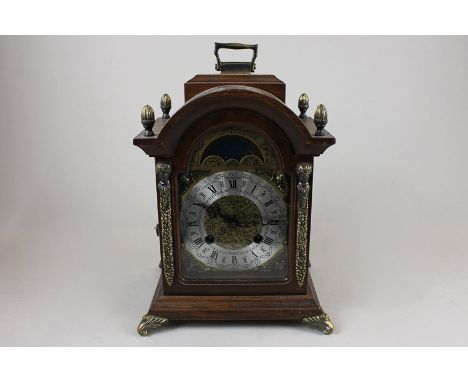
[204,195,262,250]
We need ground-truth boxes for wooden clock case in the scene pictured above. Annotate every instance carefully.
[133,59,336,335]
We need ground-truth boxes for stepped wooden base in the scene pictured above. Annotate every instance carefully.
[137,276,334,336]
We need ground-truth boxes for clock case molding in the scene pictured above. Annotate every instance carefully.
[133,73,335,331]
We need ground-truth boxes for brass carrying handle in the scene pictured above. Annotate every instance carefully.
[214,42,258,73]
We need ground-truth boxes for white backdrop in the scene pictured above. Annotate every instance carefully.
[1,36,467,346]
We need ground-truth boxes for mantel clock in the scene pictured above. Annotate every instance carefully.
[133,43,336,336]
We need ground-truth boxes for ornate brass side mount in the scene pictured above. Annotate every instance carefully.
[295,162,313,286]
[137,314,169,336]
[156,162,175,286]
[302,313,335,335]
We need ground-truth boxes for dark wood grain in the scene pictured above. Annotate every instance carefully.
[185,74,286,102]
[148,276,323,320]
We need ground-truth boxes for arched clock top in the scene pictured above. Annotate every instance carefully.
[133,85,335,158]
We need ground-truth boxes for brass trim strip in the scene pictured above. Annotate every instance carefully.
[156,162,175,286]
[295,162,312,286]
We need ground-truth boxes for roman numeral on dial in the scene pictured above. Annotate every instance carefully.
[210,250,218,261]
[264,200,274,207]
[194,237,204,247]
[263,236,275,245]
[229,179,237,188]
[207,185,217,193]
[252,252,260,265]
[188,220,198,226]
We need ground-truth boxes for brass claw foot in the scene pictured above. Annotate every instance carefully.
[302,313,334,335]
[137,314,169,336]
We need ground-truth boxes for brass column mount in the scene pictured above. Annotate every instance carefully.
[302,313,335,335]
[141,105,155,137]
[137,314,169,336]
[156,162,175,286]
[295,162,313,287]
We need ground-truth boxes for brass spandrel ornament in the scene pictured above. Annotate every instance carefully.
[133,43,336,335]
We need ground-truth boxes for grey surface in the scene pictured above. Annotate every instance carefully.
[1,36,467,346]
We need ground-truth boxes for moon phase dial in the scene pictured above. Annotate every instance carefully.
[180,171,288,274]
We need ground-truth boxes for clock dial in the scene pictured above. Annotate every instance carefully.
[181,171,288,271]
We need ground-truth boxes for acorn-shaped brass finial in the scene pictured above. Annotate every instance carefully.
[160,94,171,119]
[298,93,309,119]
[141,105,155,137]
[314,104,328,136]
